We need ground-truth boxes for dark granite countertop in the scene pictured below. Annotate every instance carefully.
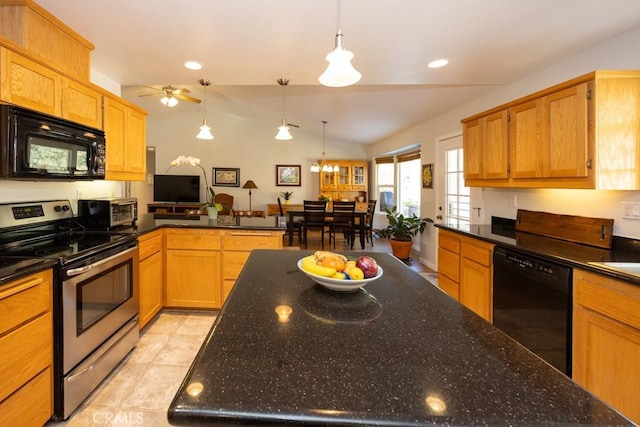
[133,213,285,235]
[0,257,57,286]
[168,250,633,426]
[436,223,640,285]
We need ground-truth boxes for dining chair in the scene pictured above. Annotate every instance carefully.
[301,200,327,249]
[353,199,377,246]
[214,193,234,215]
[329,201,356,249]
[277,197,302,244]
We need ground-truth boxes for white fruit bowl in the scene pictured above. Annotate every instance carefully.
[297,258,383,292]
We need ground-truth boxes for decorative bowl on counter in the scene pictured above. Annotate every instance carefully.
[296,258,383,292]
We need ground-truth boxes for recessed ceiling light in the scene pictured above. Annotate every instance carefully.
[184,61,203,70]
[428,59,449,68]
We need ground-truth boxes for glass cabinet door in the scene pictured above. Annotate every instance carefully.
[352,165,365,186]
[338,165,350,188]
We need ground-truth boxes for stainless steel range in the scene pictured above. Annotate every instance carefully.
[0,200,139,420]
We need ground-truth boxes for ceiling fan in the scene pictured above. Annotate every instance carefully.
[139,85,201,107]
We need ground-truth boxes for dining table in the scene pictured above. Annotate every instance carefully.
[285,208,367,248]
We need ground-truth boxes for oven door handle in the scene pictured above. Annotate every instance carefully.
[66,265,93,276]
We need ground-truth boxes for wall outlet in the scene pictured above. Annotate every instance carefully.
[76,190,83,200]
[622,201,640,220]
[510,195,517,207]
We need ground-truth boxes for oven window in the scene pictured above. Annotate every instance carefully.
[76,259,133,334]
[28,135,89,174]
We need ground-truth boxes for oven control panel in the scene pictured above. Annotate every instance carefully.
[0,200,74,227]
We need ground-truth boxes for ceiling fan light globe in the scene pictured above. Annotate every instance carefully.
[161,96,179,107]
[196,119,214,140]
[319,47,361,87]
[310,163,320,173]
[275,124,293,140]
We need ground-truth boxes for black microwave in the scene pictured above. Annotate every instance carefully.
[0,105,106,180]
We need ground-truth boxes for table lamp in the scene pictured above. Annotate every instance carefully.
[242,180,258,210]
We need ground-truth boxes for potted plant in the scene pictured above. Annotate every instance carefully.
[280,191,294,205]
[204,187,224,219]
[378,206,433,260]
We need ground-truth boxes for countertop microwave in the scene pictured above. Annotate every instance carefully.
[0,105,106,180]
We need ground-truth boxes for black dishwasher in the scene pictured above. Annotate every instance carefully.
[492,247,573,376]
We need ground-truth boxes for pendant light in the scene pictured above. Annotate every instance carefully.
[319,0,361,87]
[196,79,214,140]
[275,78,293,140]
[311,121,338,173]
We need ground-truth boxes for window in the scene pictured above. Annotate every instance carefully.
[375,149,421,215]
[445,147,470,225]
[376,158,394,213]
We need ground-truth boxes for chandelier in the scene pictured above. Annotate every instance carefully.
[310,121,338,173]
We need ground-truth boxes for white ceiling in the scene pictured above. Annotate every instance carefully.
[37,0,640,144]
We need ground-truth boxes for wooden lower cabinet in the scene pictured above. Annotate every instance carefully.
[437,229,493,322]
[573,268,640,424]
[222,230,283,301]
[138,230,164,328]
[165,229,222,309]
[0,269,53,425]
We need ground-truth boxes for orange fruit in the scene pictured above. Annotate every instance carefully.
[319,255,346,272]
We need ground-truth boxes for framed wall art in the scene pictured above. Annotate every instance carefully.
[422,163,434,189]
[276,164,301,186]
[212,167,240,187]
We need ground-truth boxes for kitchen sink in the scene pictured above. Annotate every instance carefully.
[589,262,640,277]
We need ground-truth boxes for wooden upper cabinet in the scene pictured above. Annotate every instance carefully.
[103,95,146,181]
[510,99,544,178]
[545,82,589,178]
[463,71,640,189]
[462,118,483,180]
[463,110,508,180]
[0,46,61,116]
[482,110,509,179]
[61,78,102,129]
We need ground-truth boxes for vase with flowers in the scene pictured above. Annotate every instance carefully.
[166,155,223,218]
[317,194,331,203]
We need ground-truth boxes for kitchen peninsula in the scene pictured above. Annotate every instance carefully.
[168,250,633,426]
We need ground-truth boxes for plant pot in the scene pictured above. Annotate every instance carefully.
[207,207,218,220]
[389,238,413,260]
[285,200,290,205]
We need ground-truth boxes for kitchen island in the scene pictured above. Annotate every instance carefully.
[168,250,633,426]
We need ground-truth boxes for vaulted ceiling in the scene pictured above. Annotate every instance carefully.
[37,0,640,143]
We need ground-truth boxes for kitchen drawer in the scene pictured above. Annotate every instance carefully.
[438,247,460,282]
[223,231,281,251]
[0,311,52,402]
[575,269,640,330]
[138,230,163,260]
[223,251,251,280]
[0,270,51,336]
[438,273,460,301]
[165,229,221,250]
[461,240,493,266]
[0,366,52,426]
[438,230,460,254]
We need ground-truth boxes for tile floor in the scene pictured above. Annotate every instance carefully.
[47,310,217,427]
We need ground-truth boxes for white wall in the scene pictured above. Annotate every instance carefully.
[136,107,368,212]
[367,25,640,269]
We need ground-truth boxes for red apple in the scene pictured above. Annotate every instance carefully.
[356,256,379,278]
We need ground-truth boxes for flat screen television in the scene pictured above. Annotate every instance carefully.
[153,174,200,203]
